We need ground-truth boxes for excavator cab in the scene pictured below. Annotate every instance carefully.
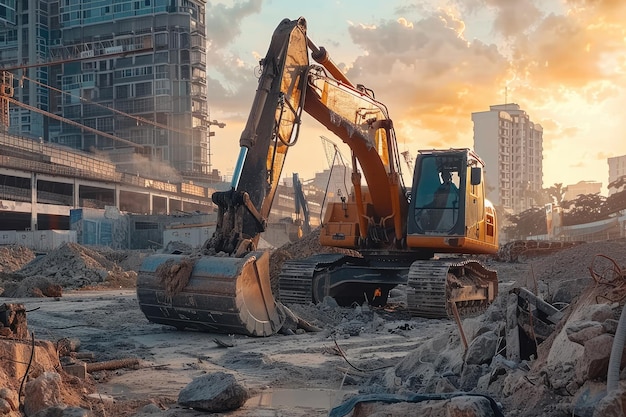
[413,163,462,234]
[406,148,498,256]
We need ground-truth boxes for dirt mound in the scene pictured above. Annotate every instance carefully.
[508,239,626,303]
[15,242,116,287]
[0,244,35,273]
[528,239,626,281]
[0,243,144,297]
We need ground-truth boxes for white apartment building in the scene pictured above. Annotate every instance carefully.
[608,155,626,195]
[563,181,602,201]
[472,104,543,214]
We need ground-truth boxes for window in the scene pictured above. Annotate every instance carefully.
[97,117,114,131]
[155,79,170,95]
[135,222,158,230]
[155,32,168,47]
[155,64,168,79]
[116,85,130,99]
[135,81,152,97]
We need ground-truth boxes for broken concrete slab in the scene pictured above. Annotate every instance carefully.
[466,331,499,365]
[566,321,606,345]
[329,392,504,417]
[512,288,564,324]
[177,371,249,412]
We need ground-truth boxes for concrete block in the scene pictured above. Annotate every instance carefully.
[63,362,87,379]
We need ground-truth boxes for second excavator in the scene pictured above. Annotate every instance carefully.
[137,17,499,336]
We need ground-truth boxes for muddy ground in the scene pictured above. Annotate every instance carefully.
[0,237,625,416]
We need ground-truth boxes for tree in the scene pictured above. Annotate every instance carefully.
[546,183,566,205]
[604,189,626,214]
[561,193,607,225]
[502,206,547,239]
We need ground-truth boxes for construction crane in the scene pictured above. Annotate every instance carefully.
[401,150,414,171]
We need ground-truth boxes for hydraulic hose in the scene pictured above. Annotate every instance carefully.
[607,301,626,392]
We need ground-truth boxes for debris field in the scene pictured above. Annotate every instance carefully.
[0,236,625,416]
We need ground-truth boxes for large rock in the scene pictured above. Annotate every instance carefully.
[0,388,18,412]
[0,339,60,379]
[0,398,11,414]
[566,321,606,345]
[576,333,626,383]
[551,278,589,305]
[389,329,464,391]
[448,396,499,417]
[466,331,499,365]
[23,372,63,416]
[460,364,486,392]
[578,303,616,323]
[178,371,249,412]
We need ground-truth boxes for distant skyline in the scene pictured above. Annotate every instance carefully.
[204,0,626,194]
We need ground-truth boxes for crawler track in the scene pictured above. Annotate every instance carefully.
[278,253,407,307]
[278,254,352,305]
[407,259,498,318]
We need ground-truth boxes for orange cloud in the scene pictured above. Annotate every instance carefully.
[507,2,626,104]
[344,11,510,148]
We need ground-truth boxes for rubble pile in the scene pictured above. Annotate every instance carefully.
[0,237,624,415]
[526,239,626,304]
[0,337,98,417]
[0,243,143,297]
[361,239,626,417]
[288,239,626,417]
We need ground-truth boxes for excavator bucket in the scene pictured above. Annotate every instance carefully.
[136,251,285,337]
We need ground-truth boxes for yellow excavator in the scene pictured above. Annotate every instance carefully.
[137,17,499,336]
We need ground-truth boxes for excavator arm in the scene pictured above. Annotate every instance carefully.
[303,63,407,247]
[207,18,310,256]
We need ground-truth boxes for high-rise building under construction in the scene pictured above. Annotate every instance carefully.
[0,0,210,177]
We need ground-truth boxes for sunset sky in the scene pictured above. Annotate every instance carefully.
[204,0,626,194]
